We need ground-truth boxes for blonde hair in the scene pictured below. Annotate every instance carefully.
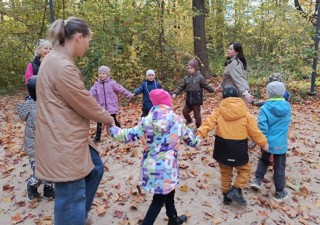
[48,17,91,45]
[34,39,52,58]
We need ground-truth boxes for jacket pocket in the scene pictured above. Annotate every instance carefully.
[186,90,203,105]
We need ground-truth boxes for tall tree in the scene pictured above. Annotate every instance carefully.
[192,0,209,77]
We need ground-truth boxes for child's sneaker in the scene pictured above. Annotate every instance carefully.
[43,185,55,198]
[250,179,262,191]
[272,189,288,202]
[222,193,232,205]
[27,184,40,201]
[226,187,247,206]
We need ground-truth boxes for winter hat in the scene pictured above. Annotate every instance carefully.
[98,65,110,74]
[146,69,155,78]
[27,76,37,101]
[188,59,199,71]
[222,85,239,99]
[266,81,285,98]
[149,89,172,107]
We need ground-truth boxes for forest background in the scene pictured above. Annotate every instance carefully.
[0,0,319,98]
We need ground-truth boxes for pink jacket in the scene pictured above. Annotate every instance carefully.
[90,77,134,114]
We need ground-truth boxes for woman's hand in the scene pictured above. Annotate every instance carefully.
[244,93,254,104]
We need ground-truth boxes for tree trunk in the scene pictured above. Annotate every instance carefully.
[192,0,209,77]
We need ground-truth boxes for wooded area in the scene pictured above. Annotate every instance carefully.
[0,0,317,93]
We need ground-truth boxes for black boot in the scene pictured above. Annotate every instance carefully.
[168,215,187,225]
[226,187,247,206]
[223,192,232,205]
[93,123,102,143]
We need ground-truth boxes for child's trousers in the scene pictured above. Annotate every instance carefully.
[219,162,251,193]
[182,104,201,127]
[142,190,177,225]
[254,151,286,192]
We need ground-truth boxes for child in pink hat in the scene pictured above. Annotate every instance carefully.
[110,89,200,225]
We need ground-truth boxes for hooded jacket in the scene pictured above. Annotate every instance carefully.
[258,99,291,154]
[197,97,267,166]
[90,77,134,114]
[17,99,36,157]
[133,79,162,111]
[110,105,200,194]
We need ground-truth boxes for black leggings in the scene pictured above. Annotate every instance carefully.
[142,190,177,225]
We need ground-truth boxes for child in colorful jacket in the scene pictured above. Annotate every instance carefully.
[110,89,200,225]
[17,76,55,201]
[90,65,134,142]
[133,69,162,117]
[250,81,291,202]
[196,86,268,206]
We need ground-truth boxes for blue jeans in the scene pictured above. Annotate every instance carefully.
[54,146,104,225]
[254,150,286,192]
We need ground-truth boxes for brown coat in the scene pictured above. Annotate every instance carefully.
[35,45,114,182]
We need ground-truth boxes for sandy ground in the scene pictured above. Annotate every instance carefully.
[0,93,320,225]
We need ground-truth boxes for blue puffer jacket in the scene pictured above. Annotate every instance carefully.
[134,80,161,111]
[258,98,291,154]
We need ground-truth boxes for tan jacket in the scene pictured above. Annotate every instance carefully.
[35,45,114,182]
[221,58,250,97]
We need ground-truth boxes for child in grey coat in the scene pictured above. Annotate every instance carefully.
[17,76,54,201]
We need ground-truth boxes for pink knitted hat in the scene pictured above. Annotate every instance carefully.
[188,59,199,70]
[149,89,172,107]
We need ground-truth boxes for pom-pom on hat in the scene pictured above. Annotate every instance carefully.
[222,85,239,99]
[146,69,155,78]
[149,89,172,107]
[27,76,37,101]
[266,81,285,98]
[188,59,199,71]
[98,65,110,74]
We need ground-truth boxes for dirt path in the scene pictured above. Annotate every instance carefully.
[0,93,319,225]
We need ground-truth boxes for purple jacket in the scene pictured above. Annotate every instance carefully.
[90,77,134,114]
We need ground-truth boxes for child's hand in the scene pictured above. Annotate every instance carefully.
[261,144,269,152]
[172,93,177,98]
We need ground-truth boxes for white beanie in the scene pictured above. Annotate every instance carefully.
[146,69,155,78]
[266,81,285,98]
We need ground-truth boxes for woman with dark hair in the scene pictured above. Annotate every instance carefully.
[215,42,253,104]
[35,17,115,225]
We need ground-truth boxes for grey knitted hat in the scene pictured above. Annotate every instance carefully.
[266,81,285,98]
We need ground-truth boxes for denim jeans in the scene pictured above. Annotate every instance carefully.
[254,150,286,192]
[54,146,104,225]
[142,190,177,225]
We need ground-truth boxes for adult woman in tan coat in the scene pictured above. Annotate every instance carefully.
[35,17,114,225]
[215,42,253,105]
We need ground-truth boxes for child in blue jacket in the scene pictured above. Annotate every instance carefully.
[133,69,162,117]
[250,81,291,202]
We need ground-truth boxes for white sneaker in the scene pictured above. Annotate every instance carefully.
[250,180,261,191]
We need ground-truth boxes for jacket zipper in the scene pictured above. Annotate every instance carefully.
[102,82,107,111]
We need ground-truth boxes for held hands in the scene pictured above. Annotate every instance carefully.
[244,93,254,105]
[261,143,269,152]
